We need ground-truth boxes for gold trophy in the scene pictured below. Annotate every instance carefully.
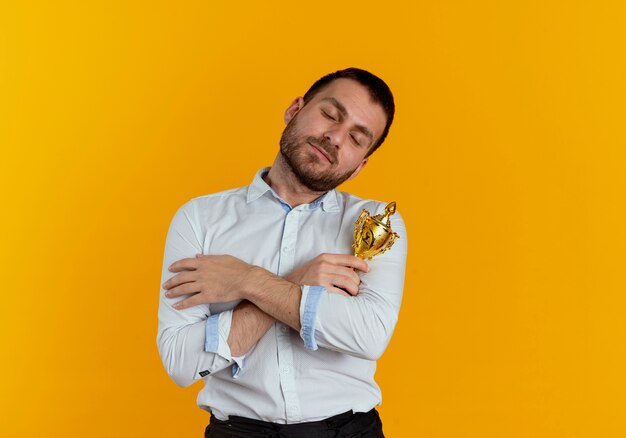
[352,201,400,260]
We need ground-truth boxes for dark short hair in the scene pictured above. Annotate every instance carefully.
[302,67,395,157]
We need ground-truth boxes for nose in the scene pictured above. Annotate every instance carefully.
[323,125,346,149]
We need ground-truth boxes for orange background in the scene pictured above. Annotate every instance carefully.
[1,1,625,437]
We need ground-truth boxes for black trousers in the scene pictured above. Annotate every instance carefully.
[205,409,385,438]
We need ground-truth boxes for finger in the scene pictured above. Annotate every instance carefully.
[172,293,204,310]
[162,271,196,290]
[165,282,201,298]
[327,286,351,297]
[169,258,199,272]
[330,275,360,296]
[321,269,360,296]
[342,266,362,286]
[342,256,369,273]
[316,274,358,296]
[321,254,370,273]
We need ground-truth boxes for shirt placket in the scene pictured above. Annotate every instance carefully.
[275,206,302,423]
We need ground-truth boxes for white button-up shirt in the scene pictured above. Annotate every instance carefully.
[157,168,408,424]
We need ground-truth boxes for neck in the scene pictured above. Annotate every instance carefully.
[264,153,327,208]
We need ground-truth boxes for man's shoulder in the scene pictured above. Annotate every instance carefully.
[336,190,391,214]
[192,185,248,204]
[172,185,249,218]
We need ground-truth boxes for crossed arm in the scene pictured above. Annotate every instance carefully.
[162,253,369,356]
[156,201,407,387]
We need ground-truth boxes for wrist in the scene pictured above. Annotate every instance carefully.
[242,265,271,301]
[241,266,303,331]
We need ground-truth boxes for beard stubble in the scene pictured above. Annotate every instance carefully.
[279,116,359,192]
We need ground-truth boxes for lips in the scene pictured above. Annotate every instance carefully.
[309,142,334,164]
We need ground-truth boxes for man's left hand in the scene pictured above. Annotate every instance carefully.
[163,254,255,310]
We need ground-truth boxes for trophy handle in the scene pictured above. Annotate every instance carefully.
[353,210,368,242]
[380,232,400,255]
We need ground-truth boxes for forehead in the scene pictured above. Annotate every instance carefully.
[308,78,387,140]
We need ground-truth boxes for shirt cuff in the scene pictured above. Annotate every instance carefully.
[299,285,325,351]
[205,311,246,377]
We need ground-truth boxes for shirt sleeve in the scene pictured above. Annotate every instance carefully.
[205,311,246,378]
[299,209,408,361]
[156,200,237,387]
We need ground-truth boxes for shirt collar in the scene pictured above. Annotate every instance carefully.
[246,167,340,212]
[246,167,274,204]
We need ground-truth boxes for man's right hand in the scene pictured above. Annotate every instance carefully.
[284,253,369,296]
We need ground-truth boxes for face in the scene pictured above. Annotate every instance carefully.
[279,78,387,192]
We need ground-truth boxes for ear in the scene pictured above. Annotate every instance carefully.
[284,97,304,124]
[347,158,368,181]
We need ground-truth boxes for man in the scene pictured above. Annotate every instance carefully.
[157,68,407,437]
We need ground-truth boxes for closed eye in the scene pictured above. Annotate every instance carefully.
[350,134,362,147]
[322,110,337,121]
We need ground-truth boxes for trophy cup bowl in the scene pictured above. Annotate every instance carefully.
[352,201,400,260]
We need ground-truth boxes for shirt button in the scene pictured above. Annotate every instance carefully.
[281,325,288,333]
[281,366,291,374]
[282,246,292,253]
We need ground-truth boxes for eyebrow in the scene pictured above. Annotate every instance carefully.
[321,97,375,143]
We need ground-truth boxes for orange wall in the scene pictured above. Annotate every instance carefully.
[1,1,625,437]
